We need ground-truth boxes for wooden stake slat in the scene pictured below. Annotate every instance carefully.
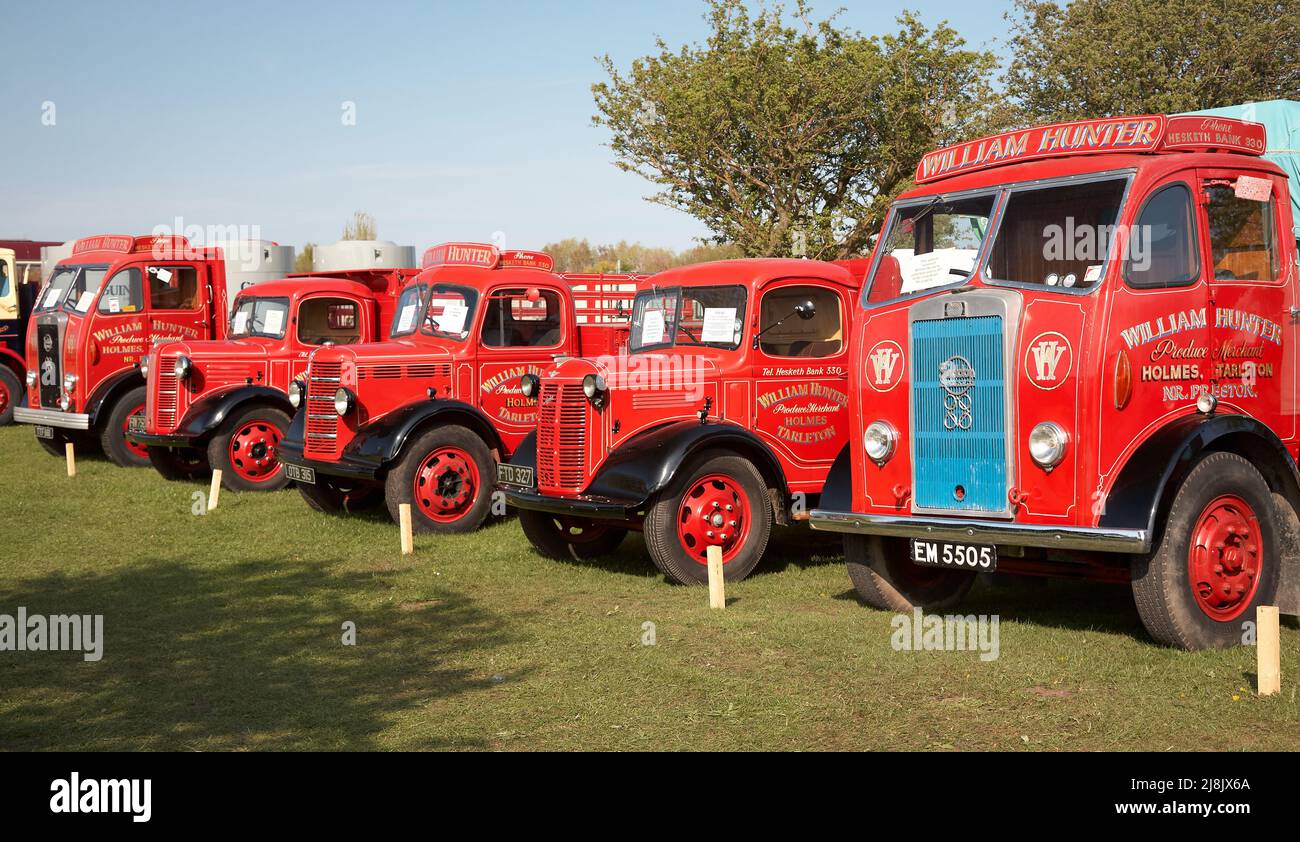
[707,545,725,609]
[1258,605,1280,697]
[208,469,222,511]
[399,503,414,556]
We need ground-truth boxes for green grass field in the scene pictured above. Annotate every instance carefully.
[1,424,1296,751]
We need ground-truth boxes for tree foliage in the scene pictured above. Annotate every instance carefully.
[341,211,377,241]
[543,238,744,273]
[1004,0,1300,122]
[592,0,1005,259]
[294,242,316,274]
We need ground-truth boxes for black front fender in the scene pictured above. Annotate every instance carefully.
[176,385,292,440]
[346,399,504,474]
[86,368,144,426]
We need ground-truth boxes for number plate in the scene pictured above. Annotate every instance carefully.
[910,539,997,572]
[127,415,147,433]
[496,463,534,489]
[285,464,315,484]
[34,425,54,440]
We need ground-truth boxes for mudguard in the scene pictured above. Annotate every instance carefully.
[175,386,293,440]
[1101,413,1300,614]
[818,444,852,512]
[86,368,145,426]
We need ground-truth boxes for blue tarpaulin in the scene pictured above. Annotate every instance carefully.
[1185,100,1300,237]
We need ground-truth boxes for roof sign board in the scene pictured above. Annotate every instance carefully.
[421,242,555,272]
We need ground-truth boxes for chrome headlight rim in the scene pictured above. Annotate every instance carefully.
[1028,421,1069,469]
[63,372,78,392]
[26,369,37,386]
[520,373,540,399]
[140,356,150,380]
[173,355,192,379]
[333,386,354,417]
[863,420,898,464]
[288,380,303,409]
[582,373,607,402]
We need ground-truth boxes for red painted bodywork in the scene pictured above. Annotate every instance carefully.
[137,269,415,442]
[834,114,1297,568]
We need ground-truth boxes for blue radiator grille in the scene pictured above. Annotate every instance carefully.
[911,315,1007,512]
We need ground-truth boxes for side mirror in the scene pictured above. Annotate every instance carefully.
[795,300,816,320]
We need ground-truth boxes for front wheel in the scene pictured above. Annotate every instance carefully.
[206,405,291,491]
[518,509,627,561]
[99,386,150,467]
[643,452,772,585]
[845,534,976,612]
[297,476,382,515]
[385,425,494,534]
[1131,451,1280,650]
[0,366,20,425]
[147,445,210,481]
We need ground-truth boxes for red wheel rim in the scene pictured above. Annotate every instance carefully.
[123,403,148,459]
[413,446,480,523]
[1188,494,1263,622]
[228,418,284,483]
[677,473,751,565]
[0,378,10,415]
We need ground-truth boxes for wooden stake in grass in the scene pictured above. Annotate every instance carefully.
[707,544,725,609]
[399,503,414,555]
[208,469,222,512]
[65,442,76,478]
[1258,605,1280,697]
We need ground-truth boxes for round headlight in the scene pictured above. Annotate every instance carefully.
[173,355,192,379]
[864,420,898,464]
[288,381,303,409]
[63,373,78,391]
[26,369,37,386]
[140,357,150,379]
[334,387,353,416]
[1028,421,1069,468]
[582,374,607,400]
[520,373,539,399]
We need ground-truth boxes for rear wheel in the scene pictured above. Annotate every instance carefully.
[385,425,494,533]
[0,367,20,425]
[845,534,976,611]
[147,445,210,481]
[518,509,627,561]
[206,405,291,491]
[99,387,150,467]
[1132,452,1280,650]
[643,453,772,585]
[298,477,382,515]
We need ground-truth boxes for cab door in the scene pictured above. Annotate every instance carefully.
[145,261,209,345]
[474,283,566,454]
[1199,168,1294,441]
[749,280,852,491]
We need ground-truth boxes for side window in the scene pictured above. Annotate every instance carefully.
[1126,184,1199,289]
[298,297,362,345]
[0,257,14,314]
[97,267,144,314]
[481,288,563,348]
[758,285,844,358]
[148,265,200,310]
[1206,185,1278,282]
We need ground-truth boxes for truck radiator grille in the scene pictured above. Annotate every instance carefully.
[305,361,342,457]
[537,383,588,492]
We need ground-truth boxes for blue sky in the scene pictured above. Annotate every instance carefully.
[0,0,1014,253]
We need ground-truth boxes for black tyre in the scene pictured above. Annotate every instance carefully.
[643,452,772,585]
[385,425,494,534]
[99,386,150,467]
[518,509,628,561]
[1131,452,1280,650]
[206,405,291,492]
[845,534,976,611]
[298,477,382,515]
[0,366,20,425]
[147,445,210,481]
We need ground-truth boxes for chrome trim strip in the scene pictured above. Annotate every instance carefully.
[13,407,91,430]
[807,508,1150,553]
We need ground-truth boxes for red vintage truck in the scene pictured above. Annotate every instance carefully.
[14,235,292,465]
[0,239,66,424]
[808,112,1300,649]
[127,268,415,489]
[275,242,639,532]
[498,259,861,584]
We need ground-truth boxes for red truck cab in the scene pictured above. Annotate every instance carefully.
[808,113,1300,649]
[276,242,638,532]
[14,235,289,466]
[128,269,414,490]
[499,259,861,584]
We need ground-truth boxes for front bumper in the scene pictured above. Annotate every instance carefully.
[503,486,636,520]
[126,430,193,447]
[808,509,1150,554]
[13,406,90,430]
[276,437,380,482]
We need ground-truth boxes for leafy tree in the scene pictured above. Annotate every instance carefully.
[342,211,377,241]
[1004,0,1300,122]
[543,238,744,273]
[294,242,316,274]
[592,0,1005,259]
